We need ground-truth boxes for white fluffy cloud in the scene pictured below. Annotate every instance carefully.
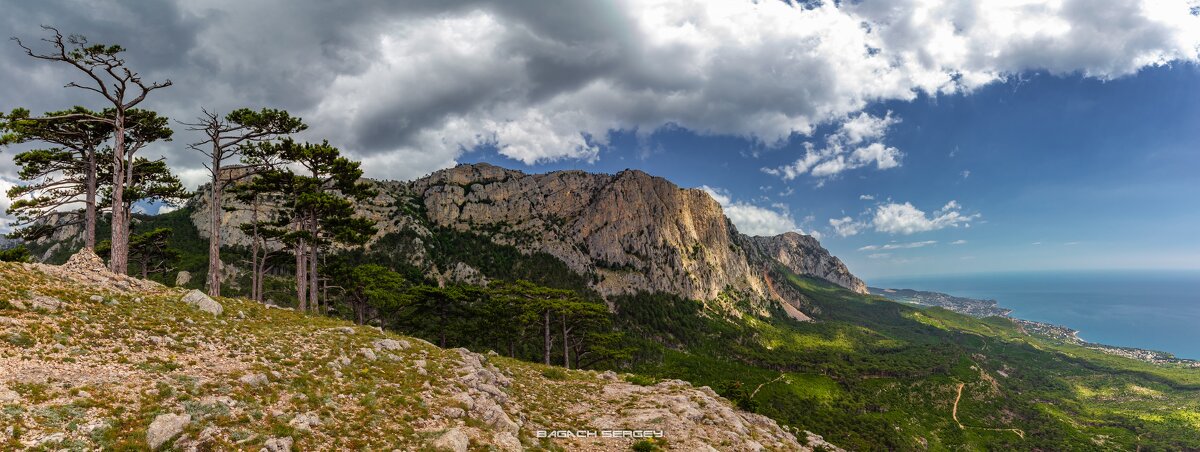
[951,239,968,245]
[700,185,804,237]
[859,240,938,251]
[872,200,979,235]
[830,216,865,237]
[764,112,904,181]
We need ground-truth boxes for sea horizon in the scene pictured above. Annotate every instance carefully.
[869,269,1200,360]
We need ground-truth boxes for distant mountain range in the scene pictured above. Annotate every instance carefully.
[0,236,21,250]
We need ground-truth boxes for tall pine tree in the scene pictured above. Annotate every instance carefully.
[243,139,375,312]
[13,26,172,273]
[181,108,305,297]
[1,107,112,247]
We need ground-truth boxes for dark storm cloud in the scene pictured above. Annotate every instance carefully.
[0,0,1196,191]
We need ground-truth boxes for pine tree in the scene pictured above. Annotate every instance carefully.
[242,139,376,312]
[181,108,305,297]
[127,228,179,280]
[13,26,172,273]
[0,107,112,247]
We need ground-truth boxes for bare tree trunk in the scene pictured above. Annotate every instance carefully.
[255,260,266,303]
[257,259,271,304]
[84,148,97,250]
[295,238,307,311]
[562,315,570,369]
[308,216,319,314]
[249,199,260,302]
[544,310,551,366]
[108,114,129,274]
[206,148,223,296]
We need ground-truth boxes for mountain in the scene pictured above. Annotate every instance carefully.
[0,236,20,250]
[0,251,841,450]
[190,163,866,316]
[18,164,1200,450]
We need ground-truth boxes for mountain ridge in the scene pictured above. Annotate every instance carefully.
[190,162,866,318]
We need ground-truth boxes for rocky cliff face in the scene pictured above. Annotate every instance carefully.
[191,163,867,317]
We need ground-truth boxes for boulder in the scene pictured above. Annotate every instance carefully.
[432,428,469,452]
[288,412,321,431]
[372,338,408,351]
[181,290,223,316]
[146,413,190,450]
[263,436,293,452]
[0,384,20,403]
[358,348,377,361]
[29,294,63,312]
[238,373,268,387]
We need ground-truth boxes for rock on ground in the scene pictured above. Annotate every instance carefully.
[26,248,163,293]
[238,373,268,387]
[146,413,190,450]
[263,436,293,452]
[289,412,321,431]
[432,428,470,452]
[181,289,223,316]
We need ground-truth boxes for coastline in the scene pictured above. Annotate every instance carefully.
[869,286,1200,367]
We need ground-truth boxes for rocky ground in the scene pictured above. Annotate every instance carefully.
[0,250,837,451]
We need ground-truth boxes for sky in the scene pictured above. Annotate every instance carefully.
[1,0,1198,280]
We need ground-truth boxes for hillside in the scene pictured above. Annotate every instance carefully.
[14,164,1200,450]
[0,251,839,451]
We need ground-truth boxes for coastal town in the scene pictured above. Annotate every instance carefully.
[872,287,1200,367]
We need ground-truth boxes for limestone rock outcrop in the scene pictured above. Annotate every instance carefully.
[26,248,163,293]
[741,232,868,294]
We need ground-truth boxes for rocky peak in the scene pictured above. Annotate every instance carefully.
[412,163,868,312]
[741,233,868,294]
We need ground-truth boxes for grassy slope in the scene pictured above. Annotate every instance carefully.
[0,262,803,451]
[614,273,1200,451]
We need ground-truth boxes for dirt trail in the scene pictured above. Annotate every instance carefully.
[951,382,1026,439]
[952,383,965,427]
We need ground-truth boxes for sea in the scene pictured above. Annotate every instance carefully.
[869,270,1200,360]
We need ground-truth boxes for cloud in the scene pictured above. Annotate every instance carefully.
[764,112,904,181]
[872,200,979,235]
[859,240,938,251]
[951,239,968,245]
[859,194,875,201]
[829,216,866,237]
[699,185,803,237]
[867,253,891,259]
[0,0,1193,193]
[961,170,971,179]
[0,178,15,234]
